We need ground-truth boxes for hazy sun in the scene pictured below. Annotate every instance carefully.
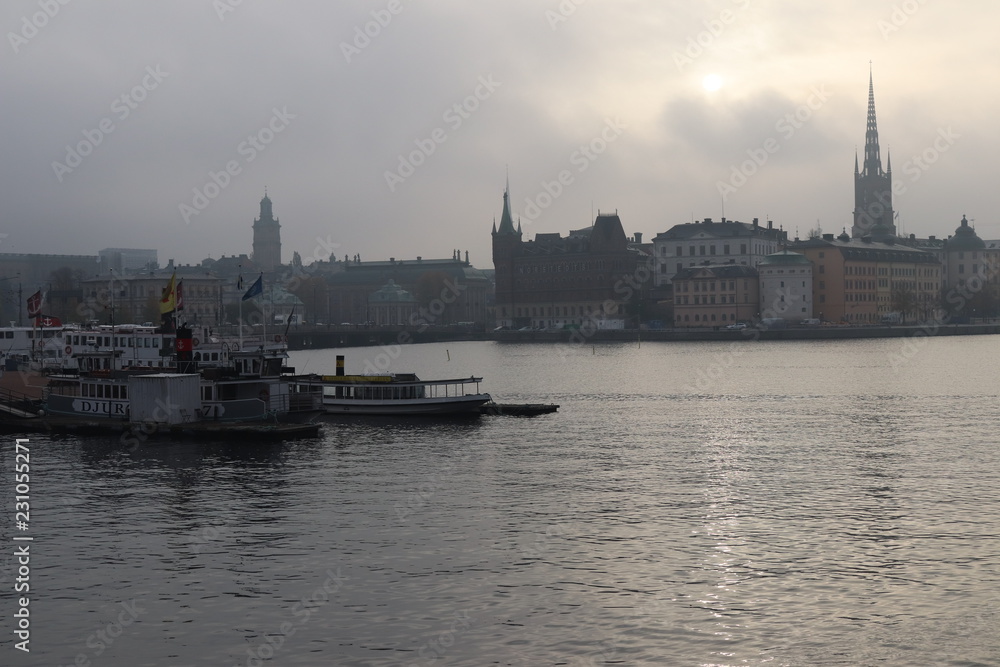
[702,74,723,92]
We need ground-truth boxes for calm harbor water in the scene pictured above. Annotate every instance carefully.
[2,336,999,666]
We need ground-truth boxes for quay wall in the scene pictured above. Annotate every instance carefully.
[285,324,1000,350]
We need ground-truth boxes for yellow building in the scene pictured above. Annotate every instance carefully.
[672,265,758,327]
[791,233,940,324]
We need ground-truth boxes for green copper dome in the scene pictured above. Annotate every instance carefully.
[947,215,986,251]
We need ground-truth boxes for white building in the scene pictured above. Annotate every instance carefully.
[757,250,813,323]
[652,218,788,287]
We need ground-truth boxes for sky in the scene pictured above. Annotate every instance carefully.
[2,0,999,273]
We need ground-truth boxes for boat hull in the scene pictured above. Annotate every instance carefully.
[321,393,491,416]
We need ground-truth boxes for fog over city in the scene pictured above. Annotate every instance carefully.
[3,0,998,270]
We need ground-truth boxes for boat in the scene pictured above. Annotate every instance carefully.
[293,355,492,416]
[2,325,323,439]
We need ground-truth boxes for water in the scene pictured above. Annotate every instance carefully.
[2,336,999,665]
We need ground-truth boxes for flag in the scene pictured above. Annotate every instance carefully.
[237,274,244,291]
[26,290,43,318]
[35,315,62,327]
[176,280,184,312]
[159,271,177,315]
[242,274,263,301]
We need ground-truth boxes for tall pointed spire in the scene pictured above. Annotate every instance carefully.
[495,181,517,235]
[852,65,895,239]
[863,67,882,177]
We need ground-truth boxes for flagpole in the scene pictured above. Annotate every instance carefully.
[238,265,243,350]
[262,274,267,345]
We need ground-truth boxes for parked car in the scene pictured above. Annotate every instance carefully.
[726,322,748,330]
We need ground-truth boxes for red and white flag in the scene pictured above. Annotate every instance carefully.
[26,290,43,318]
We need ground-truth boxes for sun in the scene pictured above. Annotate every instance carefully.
[702,74,723,92]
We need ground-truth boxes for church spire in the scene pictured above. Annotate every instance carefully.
[495,181,518,235]
[863,69,883,177]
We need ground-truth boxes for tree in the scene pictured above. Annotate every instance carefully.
[288,275,327,323]
[890,287,916,324]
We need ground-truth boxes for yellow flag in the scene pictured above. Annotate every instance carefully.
[159,271,176,314]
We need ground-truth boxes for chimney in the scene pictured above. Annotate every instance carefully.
[822,233,834,241]
[721,217,726,223]
[928,235,936,241]
[767,220,773,230]
[703,217,712,224]
[753,219,759,228]
[633,232,643,243]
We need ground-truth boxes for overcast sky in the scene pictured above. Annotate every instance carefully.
[2,1,998,272]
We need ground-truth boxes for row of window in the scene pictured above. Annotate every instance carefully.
[677,295,747,305]
[660,242,777,257]
[675,313,742,322]
[675,280,753,293]
[66,334,172,349]
[82,382,127,399]
[517,260,610,274]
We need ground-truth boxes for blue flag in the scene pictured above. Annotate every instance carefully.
[242,274,263,301]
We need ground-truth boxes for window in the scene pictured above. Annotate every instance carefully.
[819,265,825,274]
[724,244,730,254]
[740,244,747,254]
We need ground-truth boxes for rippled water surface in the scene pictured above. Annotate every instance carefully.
[2,336,999,666]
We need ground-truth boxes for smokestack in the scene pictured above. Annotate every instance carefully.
[175,325,195,374]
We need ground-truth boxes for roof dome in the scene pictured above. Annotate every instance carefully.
[947,215,985,251]
[759,249,811,266]
[369,280,415,303]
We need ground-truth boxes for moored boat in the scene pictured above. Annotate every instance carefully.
[293,355,491,416]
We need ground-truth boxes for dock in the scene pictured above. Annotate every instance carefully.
[480,402,559,416]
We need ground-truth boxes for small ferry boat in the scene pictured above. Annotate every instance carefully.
[294,356,492,416]
[20,326,322,437]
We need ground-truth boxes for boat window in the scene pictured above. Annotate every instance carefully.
[112,386,119,399]
[153,338,159,348]
[122,386,127,399]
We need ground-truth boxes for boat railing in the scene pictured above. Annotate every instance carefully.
[302,375,485,401]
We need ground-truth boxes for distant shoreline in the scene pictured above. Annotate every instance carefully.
[285,323,1000,350]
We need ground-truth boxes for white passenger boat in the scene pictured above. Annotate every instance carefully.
[292,355,491,416]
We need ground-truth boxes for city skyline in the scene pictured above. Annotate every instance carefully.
[3,2,999,269]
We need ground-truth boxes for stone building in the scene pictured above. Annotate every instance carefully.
[651,217,787,288]
[757,250,814,323]
[325,257,489,326]
[251,191,282,272]
[367,280,418,326]
[789,232,940,324]
[672,264,759,327]
[492,186,648,329]
[943,215,1000,318]
[80,271,223,326]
